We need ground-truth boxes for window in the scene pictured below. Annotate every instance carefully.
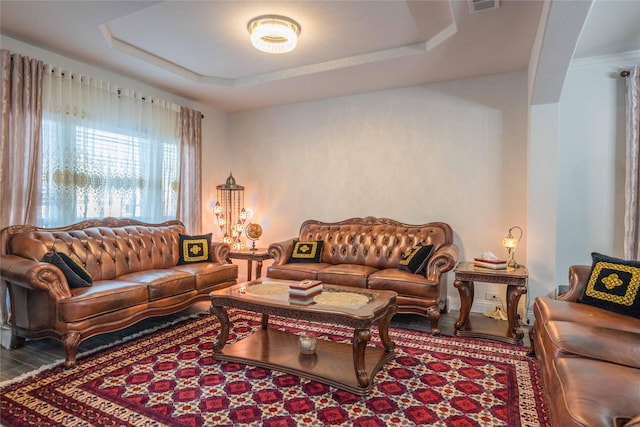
[40,119,179,227]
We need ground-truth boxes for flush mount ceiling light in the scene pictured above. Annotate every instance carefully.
[247,15,300,54]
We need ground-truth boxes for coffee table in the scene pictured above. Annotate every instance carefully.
[209,278,397,396]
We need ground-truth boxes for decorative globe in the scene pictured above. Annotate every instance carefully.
[245,223,263,250]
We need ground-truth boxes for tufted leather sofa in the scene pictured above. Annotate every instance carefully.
[528,265,640,427]
[0,217,238,368]
[267,217,459,334]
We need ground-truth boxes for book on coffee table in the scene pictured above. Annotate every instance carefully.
[289,280,323,296]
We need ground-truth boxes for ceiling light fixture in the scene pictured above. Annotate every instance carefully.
[247,15,300,54]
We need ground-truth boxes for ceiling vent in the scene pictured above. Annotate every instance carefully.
[469,0,500,13]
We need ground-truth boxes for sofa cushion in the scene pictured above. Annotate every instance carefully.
[118,269,195,301]
[578,252,640,318]
[534,297,640,335]
[369,269,437,298]
[551,357,640,427]
[544,321,640,369]
[267,263,331,282]
[288,240,324,263]
[398,244,433,274]
[178,233,213,265]
[317,264,378,288]
[60,281,149,322]
[42,252,92,288]
[172,263,238,289]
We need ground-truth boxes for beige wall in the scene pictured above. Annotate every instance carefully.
[205,70,529,311]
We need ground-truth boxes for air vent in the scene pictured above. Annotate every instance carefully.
[469,0,500,13]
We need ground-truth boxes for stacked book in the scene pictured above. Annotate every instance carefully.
[289,280,323,305]
[473,257,508,270]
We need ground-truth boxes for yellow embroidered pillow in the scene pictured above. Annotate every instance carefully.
[578,252,640,318]
[178,233,212,265]
[288,240,324,263]
[398,244,434,274]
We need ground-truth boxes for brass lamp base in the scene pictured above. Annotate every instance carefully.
[484,306,508,321]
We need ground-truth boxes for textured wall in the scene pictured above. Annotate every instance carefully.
[213,71,529,310]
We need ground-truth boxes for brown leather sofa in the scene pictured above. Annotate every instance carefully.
[0,217,238,368]
[529,265,640,427]
[267,217,459,334]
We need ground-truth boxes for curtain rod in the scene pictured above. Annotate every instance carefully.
[620,70,630,77]
[51,70,204,119]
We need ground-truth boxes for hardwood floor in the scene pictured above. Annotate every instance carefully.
[0,302,530,383]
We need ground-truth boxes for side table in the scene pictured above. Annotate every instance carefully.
[453,261,528,345]
[228,248,272,281]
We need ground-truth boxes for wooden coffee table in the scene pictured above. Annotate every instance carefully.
[209,278,397,396]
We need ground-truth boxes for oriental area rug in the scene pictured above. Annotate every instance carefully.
[0,309,550,426]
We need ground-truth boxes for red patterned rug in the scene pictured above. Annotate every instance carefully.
[1,309,549,426]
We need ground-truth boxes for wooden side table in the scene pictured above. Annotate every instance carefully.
[228,248,272,281]
[453,261,528,345]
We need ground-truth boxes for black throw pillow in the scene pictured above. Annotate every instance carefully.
[178,233,213,265]
[577,252,640,318]
[398,244,434,274]
[288,240,324,263]
[41,252,92,288]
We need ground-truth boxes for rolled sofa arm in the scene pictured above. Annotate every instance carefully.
[268,238,296,265]
[210,242,231,264]
[425,244,460,281]
[559,264,591,302]
[0,254,72,299]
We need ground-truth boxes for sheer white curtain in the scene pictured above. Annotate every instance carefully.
[624,66,640,260]
[41,65,180,226]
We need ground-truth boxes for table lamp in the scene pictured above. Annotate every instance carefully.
[502,226,523,269]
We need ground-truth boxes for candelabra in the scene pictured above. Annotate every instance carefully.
[213,173,251,250]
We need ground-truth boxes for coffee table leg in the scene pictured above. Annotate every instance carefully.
[378,304,397,352]
[353,328,372,388]
[210,305,229,352]
[262,313,269,329]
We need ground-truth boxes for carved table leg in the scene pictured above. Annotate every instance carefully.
[353,328,372,388]
[210,305,229,352]
[506,284,527,340]
[256,260,263,278]
[454,279,474,332]
[378,304,397,352]
[247,259,253,281]
[261,313,269,329]
[63,332,81,369]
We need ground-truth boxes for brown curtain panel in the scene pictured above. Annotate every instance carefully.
[0,50,44,328]
[0,50,43,229]
[624,66,640,260]
[177,106,203,234]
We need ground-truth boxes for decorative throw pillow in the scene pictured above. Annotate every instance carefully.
[288,240,324,263]
[578,252,640,318]
[398,244,434,274]
[178,233,213,265]
[41,252,92,288]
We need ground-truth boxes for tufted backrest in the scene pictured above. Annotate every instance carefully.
[298,217,453,270]
[3,218,185,281]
